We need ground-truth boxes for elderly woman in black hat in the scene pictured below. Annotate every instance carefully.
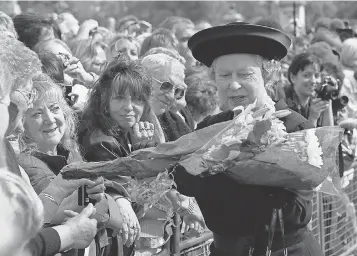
[171,22,324,256]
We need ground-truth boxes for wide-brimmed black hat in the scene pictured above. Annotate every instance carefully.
[188,22,292,67]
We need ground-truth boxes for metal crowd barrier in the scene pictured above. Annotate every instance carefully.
[167,168,357,256]
[310,168,357,256]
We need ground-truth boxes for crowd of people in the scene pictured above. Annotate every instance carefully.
[0,8,357,256]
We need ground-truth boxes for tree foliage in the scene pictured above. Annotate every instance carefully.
[11,1,356,29]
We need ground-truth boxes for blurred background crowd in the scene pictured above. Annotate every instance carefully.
[2,1,357,256]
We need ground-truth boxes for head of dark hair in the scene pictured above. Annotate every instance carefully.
[287,52,320,84]
[80,54,152,137]
[321,61,345,89]
[38,51,65,84]
[185,68,218,117]
[13,13,55,49]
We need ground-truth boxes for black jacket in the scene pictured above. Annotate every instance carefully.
[158,108,195,142]
[172,100,323,255]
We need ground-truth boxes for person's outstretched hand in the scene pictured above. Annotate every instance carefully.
[86,177,105,203]
[63,203,98,249]
[53,203,98,251]
[43,173,98,202]
[115,198,140,246]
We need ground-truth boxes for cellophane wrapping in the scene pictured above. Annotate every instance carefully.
[178,101,344,195]
[62,101,344,204]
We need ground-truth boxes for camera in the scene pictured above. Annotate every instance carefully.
[315,76,340,101]
[57,52,71,68]
[332,95,349,112]
[337,28,356,41]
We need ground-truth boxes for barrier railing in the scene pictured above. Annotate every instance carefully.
[168,169,357,256]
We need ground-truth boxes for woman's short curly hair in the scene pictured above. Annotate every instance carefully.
[19,74,81,162]
[80,55,152,138]
[0,33,42,96]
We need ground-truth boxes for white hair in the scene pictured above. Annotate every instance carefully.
[341,38,357,69]
[141,53,185,78]
[208,54,282,99]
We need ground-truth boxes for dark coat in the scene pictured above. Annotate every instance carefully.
[158,107,195,142]
[80,128,157,161]
[173,100,324,256]
[79,128,158,256]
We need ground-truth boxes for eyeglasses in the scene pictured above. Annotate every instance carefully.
[15,89,37,106]
[152,77,186,99]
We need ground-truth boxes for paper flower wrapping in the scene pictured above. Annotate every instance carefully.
[179,101,343,192]
[61,101,344,199]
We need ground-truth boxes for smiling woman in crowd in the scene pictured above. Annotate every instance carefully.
[284,52,331,127]
[17,74,130,256]
[79,55,161,159]
[79,55,162,256]
[141,52,194,142]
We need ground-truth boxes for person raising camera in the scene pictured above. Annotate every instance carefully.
[284,52,335,127]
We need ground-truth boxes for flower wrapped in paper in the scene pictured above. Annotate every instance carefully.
[179,101,344,193]
[61,101,343,202]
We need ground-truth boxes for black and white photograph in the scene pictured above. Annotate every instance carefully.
[1,1,357,255]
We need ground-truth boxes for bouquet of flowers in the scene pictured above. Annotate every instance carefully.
[179,101,344,194]
[62,100,344,204]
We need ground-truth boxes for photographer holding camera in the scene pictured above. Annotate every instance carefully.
[285,53,330,127]
[285,52,347,127]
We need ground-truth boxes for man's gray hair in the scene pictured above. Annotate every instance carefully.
[141,53,185,78]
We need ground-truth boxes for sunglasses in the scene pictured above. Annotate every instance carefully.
[15,89,37,106]
[152,77,186,99]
